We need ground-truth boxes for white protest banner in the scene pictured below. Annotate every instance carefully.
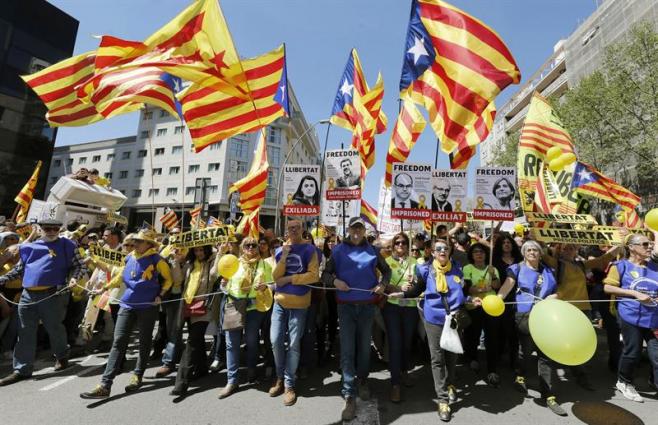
[390,162,432,220]
[281,165,321,216]
[431,169,468,223]
[473,167,517,221]
[323,149,361,201]
[377,182,401,235]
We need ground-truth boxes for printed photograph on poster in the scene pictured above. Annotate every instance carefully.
[431,169,468,222]
[321,198,360,228]
[390,162,432,220]
[282,165,321,216]
[473,167,517,221]
[324,149,361,200]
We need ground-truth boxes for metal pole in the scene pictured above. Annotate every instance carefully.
[180,120,186,229]
[317,122,333,239]
[145,107,156,227]
[431,138,440,241]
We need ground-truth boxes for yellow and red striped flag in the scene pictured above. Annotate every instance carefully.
[350,73,386,171]
[571,162,641,213]
[448,102,496,169]
[14,161,43,223]
[229,130,269,214]
[159,208,179,231]
[399,0,520,166]
[384,100,426,186]
[360,199,378,229]
[236,209,262,239]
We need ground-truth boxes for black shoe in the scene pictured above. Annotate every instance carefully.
[170,384,188,397]
[0,372,27,387]
[124,374,143,392]
[546,396,567,416]
[54,358,69,372]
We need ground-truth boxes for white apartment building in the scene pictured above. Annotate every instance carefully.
[46,85,321,230]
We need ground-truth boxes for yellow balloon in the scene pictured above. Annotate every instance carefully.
[546,146,562,162]
[561,152,577,166]
[310,227,324,239]
[645,208,658,232]
[529,299,597,366]
[482,295,505,317]
[548,157,565,172]
[514,223,525,236]
[218,254,240,279]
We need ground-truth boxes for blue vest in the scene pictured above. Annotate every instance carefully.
[332,242,380,303]
[614,259,658,329]
[120,253,162,310]
[274,244,315,296]
[417,261,465,326]
[20,238,77,288]
[509,262,557,313]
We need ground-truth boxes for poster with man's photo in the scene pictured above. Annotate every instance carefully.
[282,165,321,216]
[473,167,517,221]
[324,149,361,200]
[431,169,468,222]
[321,198,360,230]
[390,162,432,220]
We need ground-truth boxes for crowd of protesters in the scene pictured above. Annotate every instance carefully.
[0,215,657,423]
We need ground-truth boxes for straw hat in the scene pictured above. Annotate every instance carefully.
[132,229,159,246]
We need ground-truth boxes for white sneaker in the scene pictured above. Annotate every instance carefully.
[616,381,643,402]
[209,359,223,373]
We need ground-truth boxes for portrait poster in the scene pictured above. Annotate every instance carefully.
[431,169,468,223]
[390,162,432,220]
[323,149,361,200]
[281,165,321,216]
[473,167,517,221]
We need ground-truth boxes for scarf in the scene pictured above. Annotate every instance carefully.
[184,260,203,304]
[432,259,452,294]
[239,255,262,293]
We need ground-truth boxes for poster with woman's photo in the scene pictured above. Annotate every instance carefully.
[282,165,321,216]
[431,169,468,222]
[390,162,432,220]
[473,167,517,221]
[324,149,361,200]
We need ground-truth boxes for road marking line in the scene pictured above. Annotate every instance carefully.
[39,375,76,391]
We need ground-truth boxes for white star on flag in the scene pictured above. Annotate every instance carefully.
[408,37,429,65]
[339,79,354,97]
[578,169,592,182]
[279,84,286,97]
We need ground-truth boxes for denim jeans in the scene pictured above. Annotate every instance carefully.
[101,306,158,388]
[174,320,209,387]
[618,316,658,386]
[13,289,69,376]
[300,302,318,369]
[382,303,418,385]
[270,302,307,388]
[225,310,265,385]
[337,303,376,398]
[161,299,183,367]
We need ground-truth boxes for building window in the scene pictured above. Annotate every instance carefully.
[172,146,182,155]
[149,188,159,197]
[140,130,150,139]
[166,187,178,196]
[188,164,200,173]
[229,139,248,158]
[152,168,162,175]
[135,169,144,177]
[208,162,220,172]
[67,158,74,166]
[208,185,218,195]
[78,157,87,164]
[119,170,128,179]
[138,149,147,157]
[169,166,180,175]
[156,128,167,137]
[154,148,165,156]
[143,111,153,120]
[119,190,126,195]
[185,186,195,195]
[229,160,247,173]
[268,127,281,144]
[54,159,61,167]
[104,172,113,179]
[107,153,115,161]
[174,125,185,134]
[92,155,101,163]
[121,151,131,160]
[160,110,167,118]
[268,146,281,166]
[268,168,279,185]
[133,189,142,197]
[210,143,221,150]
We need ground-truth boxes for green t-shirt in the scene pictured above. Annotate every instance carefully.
[462,264,499,298]
[386,255,417,307]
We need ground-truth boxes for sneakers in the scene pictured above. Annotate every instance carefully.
[487,372,500,387]
[153,365,173,378]
[209,359,224,373]
[390,384,401,403]
[80,384,111,399]
[438,402,451,422]
[447,385,457,403]
[218,383,238,399]
[269,378,284,397]
[545,396,567,416]
[357,379,370,401]
[514,376,528,395]
[0,372,27,387]
[124,374,143,392]
[283,387,297,406]
[54,358,69,372]
[341,397,356,421]
[616,381,643,402]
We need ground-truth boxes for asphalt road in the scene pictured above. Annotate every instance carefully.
[0,330,654,425]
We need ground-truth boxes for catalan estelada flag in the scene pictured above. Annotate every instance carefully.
[14,161,42,223]
[570,162,640,213]
[399,0,520,166]
[384,99,426,186]
[159,208,179,231]
[360,199,378,229]
[350,74,385,171]
[229,129,269,214]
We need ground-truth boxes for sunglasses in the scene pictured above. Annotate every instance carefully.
[632,242,654,249]
[410,248,420,252]
[434,246,449,253]
[244,243,258,249]
[394,241,408,246]
[42,226,60,232]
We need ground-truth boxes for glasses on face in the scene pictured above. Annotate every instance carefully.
[632,242,654,249]
[244,243,258,249]
[411,248,420,253]
[434,246,449,253]
[394,241,408,247]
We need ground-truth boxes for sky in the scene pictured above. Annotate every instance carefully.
[49,0,598,207]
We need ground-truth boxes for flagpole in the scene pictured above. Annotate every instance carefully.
[431,137,440,241]
[180,119,186,229]
[146,106,156,226]
[317,121,333,239]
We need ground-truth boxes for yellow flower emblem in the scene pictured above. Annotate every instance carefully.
[141,264,155,280]
[48,249,57,258]
[453,276,461,283]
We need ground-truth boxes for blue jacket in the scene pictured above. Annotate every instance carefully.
[612,259,658,329]
[411,261,465,326]
[508,262,557,313]
[20,238,77,288]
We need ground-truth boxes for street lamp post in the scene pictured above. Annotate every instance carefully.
[274,118,330,235]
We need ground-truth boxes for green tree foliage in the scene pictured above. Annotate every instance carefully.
[490,130,519,167]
